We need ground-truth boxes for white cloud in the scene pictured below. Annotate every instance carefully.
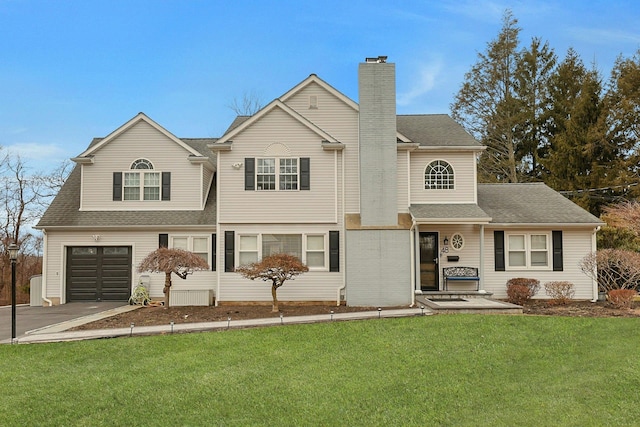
[568,27,640,45]
[5,142,69,162]
[397,59,443,107]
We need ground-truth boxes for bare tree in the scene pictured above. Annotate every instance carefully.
[227,89,263,116]
[137,247,209,308]
[236,253,309,312]
[602,201,640,236]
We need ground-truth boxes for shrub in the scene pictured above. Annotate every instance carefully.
[506,278,540,305]
[580,249,640,292]
[506,284,530,305]
[544,281,575,304]
[607,289,637,309]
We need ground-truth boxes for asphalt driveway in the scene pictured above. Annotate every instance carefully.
[0,301,127,340]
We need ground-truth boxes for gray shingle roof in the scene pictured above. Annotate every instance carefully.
[409,204,491,222]
[397,115,483,148]
[36,138,217,229]
[477,183,603,225]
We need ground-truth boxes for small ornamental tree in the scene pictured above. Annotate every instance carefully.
[137,247,209,308]
[235,253,309,312]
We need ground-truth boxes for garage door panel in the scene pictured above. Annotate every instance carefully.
[66,246,132,302]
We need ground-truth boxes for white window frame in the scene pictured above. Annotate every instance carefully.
[506,233,551,270]
[170,235,210,265]
[256,157,299,191]
[123,158,162,201]
[236,233,328,271]
[425,160,455,190]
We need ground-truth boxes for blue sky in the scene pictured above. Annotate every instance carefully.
[2,0,639,172]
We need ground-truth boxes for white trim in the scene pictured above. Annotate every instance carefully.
[280,74,359,111]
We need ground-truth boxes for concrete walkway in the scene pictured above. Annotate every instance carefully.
[7,306,432,344]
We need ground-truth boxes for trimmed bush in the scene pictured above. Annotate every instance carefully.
[544,281,575,304]
[608,289,637,309]
[506,278,540,305]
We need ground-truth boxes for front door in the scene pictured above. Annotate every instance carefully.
[419,232,439,291]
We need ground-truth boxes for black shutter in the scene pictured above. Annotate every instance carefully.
[329,231,339,272]
[300,157,310,190]
[245,158,255,190]
[159,234,169,248]
[113,172,122,201]
[162,172,171,201]
[224,231,235,272]
[211,234,216,271]
[552,231,563,271]
[494,231,505,271]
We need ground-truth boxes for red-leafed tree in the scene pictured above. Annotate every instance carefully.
[137,247,209,308]
[235,253,309,312]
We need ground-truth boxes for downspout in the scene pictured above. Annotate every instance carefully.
[336,148,346,306]
[590,226,600,302]
[41,229,53,306]
[479,224,485,293]
[410,220,416,307]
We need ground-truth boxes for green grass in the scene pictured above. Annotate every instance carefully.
[1,315,639,426]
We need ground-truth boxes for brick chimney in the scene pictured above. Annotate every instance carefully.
[358,56,397,226]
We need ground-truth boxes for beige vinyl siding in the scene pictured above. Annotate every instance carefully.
[283,82,360,213]
[410,151,477,204]
[483,228,596,300]
[218,107,338,223]
[80,121,204,211]
[43,229,216,303]
[218,224,344,303]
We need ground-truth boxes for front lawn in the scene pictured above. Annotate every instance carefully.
[1,315,638,426]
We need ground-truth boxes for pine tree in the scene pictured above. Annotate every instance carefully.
[451,10,521,182]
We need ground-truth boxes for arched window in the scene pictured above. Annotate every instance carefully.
[124,159,160,200]
[425,160,454,189]
[131,158,154,170]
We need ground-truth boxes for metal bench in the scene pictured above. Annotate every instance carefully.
[443,267,480,291]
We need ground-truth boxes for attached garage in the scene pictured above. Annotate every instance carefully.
[66,246,132,302]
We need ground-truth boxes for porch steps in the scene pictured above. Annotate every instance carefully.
[415,295,522,315]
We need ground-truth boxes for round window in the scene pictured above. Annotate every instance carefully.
[451,233,464,251]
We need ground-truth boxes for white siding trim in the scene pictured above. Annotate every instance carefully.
[406,150,411,208]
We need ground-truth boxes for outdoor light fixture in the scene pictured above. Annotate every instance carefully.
[443,236,449,246]
[130,323,135,337]
[378,307,382,318]
[8,242,19,343]
[420,305,425,316]
[170,321,174,334]
[330,310,334,321]
[280,313,284,325]
[227,316,231,329]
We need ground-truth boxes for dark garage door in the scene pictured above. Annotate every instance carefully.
[66,246,132,302]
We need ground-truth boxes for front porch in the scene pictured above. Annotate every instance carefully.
[415,291,522,314]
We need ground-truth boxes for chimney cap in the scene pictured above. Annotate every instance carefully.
[365,56,388,63]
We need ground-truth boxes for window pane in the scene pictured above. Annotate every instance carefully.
[71,247,97,255]
[143,187,160,200]
[257,158,275,173]
[257,174,276,190]
[307,235,324,251]
[144,173,160,186]
[531,235,547,250]
[531,251,548,266]
[239,252,258,265]
[306,252,325,268]
[173,237,188,250]
[239,236,257,251]
[195,253,208,263]
[124,173,140,186]
[509,235,525,250]
[262,234,301,258]
[193,237,208,252]
[103,247,129,255]
[123,187,140,200]
[509,251,526,266]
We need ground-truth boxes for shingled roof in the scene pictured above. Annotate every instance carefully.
[36,138,217,229]
[477,183,603,225]
[397,114,483,148]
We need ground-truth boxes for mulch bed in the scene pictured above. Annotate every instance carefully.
[70,299,640,331]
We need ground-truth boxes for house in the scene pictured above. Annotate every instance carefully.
[35,57,603,307]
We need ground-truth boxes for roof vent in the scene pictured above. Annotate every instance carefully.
[365,56,387,63]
